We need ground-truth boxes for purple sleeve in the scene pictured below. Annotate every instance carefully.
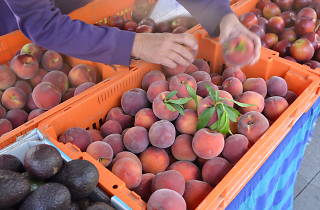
[4,0,135,66]
[177,0,233,37]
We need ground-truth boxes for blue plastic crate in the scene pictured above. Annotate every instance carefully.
[227,97,320,210]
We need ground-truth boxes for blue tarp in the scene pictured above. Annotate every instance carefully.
[227,98,320,210]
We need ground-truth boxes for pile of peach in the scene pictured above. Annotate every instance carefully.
[58,59,297,210]
[240,0,320,69]
[0,43,101,137]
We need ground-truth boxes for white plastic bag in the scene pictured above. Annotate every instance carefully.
[149,0,191,23]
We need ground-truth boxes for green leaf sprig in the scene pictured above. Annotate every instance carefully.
[197,85,254,135]
[164,91,192,115]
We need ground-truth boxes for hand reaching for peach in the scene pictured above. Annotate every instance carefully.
[220,13,261,67]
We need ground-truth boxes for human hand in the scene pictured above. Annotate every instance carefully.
[131,33,198,68]
[219,13,261,66]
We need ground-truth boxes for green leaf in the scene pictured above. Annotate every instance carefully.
[171,104,185,115]
[224,98,254,107]
[165,103,176,112]
[186,85,198,107]
[209,121,218,131]
[225,105,240,122]
[167,97,192,105]
[197,107,215,130]
[165,91,178,100]
[206,85,219,102]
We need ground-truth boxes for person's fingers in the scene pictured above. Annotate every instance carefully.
[171,33,198,51]
[171,43,195,64]
[162,58,177,69]
[248,33,261,65]
[167,50,190,67]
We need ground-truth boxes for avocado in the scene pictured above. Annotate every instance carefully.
[0,154,24,172]
[86,202,115,210]
[19,182,71,210]
[53,159,99,199]
[0,169,31,208]
[22,172,45,192]
[77,198,91,210]
[70,202,81,210]
[24,144,63,180]
[88,187,111,204]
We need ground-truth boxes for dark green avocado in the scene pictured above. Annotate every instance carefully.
[86,202,115,210]
[0,154,24,172]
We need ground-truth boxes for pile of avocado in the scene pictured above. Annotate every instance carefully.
[0,144,115,210]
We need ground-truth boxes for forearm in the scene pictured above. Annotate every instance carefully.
[177,0,233,37]
[4,0,135,66]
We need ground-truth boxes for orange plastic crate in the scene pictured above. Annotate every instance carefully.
[38,31,320,209]
[232,0,320,76]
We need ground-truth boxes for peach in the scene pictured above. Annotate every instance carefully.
[183,180,213,210]
[263,96,289,120]
[222,134,250,164]
[121,88,149,116]
[184,64,199,74]
[266,76,288,97]
[197,157,208,167]
[14,80,32,95]
[184,95,202,111]
[147,80,169,103]
[163,65,186,77]
[26,94,37,111]
[113,151,141,167]
[285,90,298,104]
[74,82,95,96]
[87,129,103,142]
[193,59,210,73]
[0,119,13,136]
[58,127,92,151]
[168,161,200,181]
[134,108,157,129]
[5,109,28,128]
[28,109,45,121]
[123,126,149,154]
[243,78,267,97]
[222,67,246,82]
[238,111,270,143]
[68,64,97,87]
[86,141,113,167]
[222,77,243,97]
[218,90,234,107]
[41,50,63,71]
[211,74,223,86]
[149,120,176,148]
[141,70,166,90]
[152,170,185,195]
[103,134,124,156]
[0,64,16,90]
[171,134,197,161]
[139,147,169,174]
[100,120,122,137]
[191,71,211,83]
[10,54,39,79]
[133,173,155,201]
[30,68,47,87]
[196,81,218,98]
[192,129,225,159]
[32,82,62,110]
[42,70,69,94]
[152,91,179,121]
[62,88,75,102]
[1,87,27,109]
[112,157,142,189]
[237,91,265,113]
[20,43,43,61]
[169,73,197,97]
[122,128,129,136]
[147,189,186,210]
[175,109,197,135]
[107,107,133,129]
[0,105,6,118]
[202,157,232,186]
